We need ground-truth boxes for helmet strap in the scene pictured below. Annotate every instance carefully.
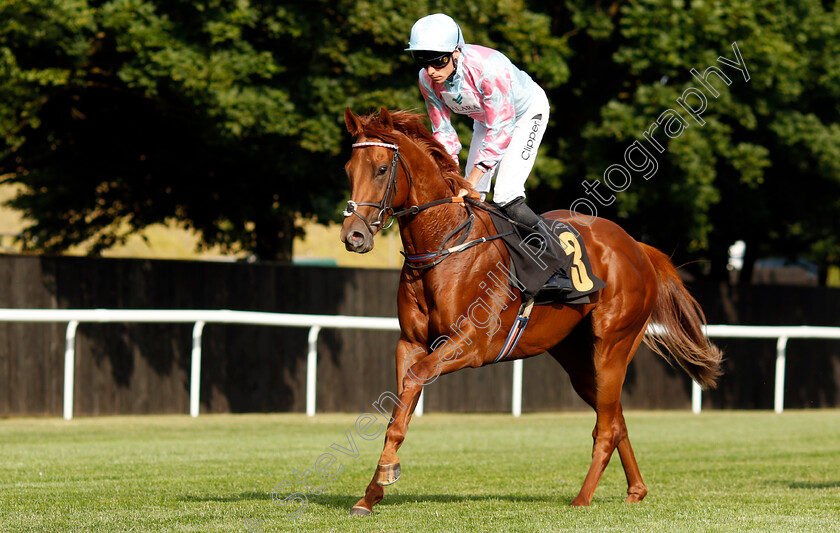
[447,50,460,83]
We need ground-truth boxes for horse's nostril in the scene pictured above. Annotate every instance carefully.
[350,231,365,244]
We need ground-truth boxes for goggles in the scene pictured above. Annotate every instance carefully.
[411,51,453,69]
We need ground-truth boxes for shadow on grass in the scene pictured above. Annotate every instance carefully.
[307,492,571,510]
[181,491,273,503]
[787,480,840,490]
[180,491,575,507]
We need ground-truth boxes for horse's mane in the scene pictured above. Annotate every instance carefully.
[358,110,473,195]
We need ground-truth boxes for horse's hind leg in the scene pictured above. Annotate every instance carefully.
[616,411,647,503]
[551,326,648,506]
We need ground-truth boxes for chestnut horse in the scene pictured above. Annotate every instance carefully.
[341,108,722,515]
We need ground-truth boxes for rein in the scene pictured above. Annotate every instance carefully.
[400,199,513,270]
[345,141,513,271]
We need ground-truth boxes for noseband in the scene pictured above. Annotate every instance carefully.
[343,141,414,233]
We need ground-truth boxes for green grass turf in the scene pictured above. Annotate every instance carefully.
[1,411,838,532]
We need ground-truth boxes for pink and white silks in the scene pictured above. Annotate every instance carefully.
[418,44,550,204]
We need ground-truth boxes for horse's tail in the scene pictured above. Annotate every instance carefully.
[640,244,724,390]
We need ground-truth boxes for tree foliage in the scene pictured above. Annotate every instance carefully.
[1,0,838,280]
[533,0,840,282]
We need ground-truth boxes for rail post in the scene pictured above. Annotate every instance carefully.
[691,381,702,414]
[63,321,79,421]
[415,389,424,417]
[306,326,321,417]
[774,336,788,414]
[512,359,523,417]
[190,321,206,418]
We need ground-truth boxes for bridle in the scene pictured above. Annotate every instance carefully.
[344,139,515,270]
[343,141,414,234]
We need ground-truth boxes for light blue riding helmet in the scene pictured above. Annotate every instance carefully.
[405,13,465,53]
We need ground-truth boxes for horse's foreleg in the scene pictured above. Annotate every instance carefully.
[349,375,424,516]
[374,372,423,482]
[349,473,385,516]
[350,338,418,516]
[351,341,456,515]
[377,340,466,478]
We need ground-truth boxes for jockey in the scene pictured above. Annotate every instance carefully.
[407,13,571,295]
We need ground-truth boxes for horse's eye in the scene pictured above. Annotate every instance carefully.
[377,165,388,176]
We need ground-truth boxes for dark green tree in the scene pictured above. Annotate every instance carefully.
[2,0,838,281]
[0,0,571,260]
[529,0,840,283]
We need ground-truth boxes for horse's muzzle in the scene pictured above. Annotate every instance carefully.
[340,218,374,253]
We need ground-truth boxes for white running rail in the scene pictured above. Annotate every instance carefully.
[0,309,398,420]
[0,309,837,419]
[696,325,840,414]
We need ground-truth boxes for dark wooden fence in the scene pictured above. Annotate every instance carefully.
[0,255,838,417]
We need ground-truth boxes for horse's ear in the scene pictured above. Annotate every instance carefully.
[380,108,394,130]
[345,108,362,136]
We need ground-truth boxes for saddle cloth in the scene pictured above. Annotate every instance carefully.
[490,209,606,303]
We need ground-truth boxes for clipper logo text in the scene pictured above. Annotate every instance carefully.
[520,118,541,160]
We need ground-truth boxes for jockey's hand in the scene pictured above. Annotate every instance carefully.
[461,166,486,200]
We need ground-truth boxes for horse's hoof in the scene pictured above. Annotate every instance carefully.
[375,463,401,486]
[571,496,590,507]
[626,487,647,503]
[349,506,372,516]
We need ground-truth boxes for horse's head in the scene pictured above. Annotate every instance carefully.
[341,108,414,253]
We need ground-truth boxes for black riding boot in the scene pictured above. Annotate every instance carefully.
[502,197,573,296]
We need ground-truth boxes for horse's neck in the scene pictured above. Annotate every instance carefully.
[398,205,470,255]
[398,168,471,255]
